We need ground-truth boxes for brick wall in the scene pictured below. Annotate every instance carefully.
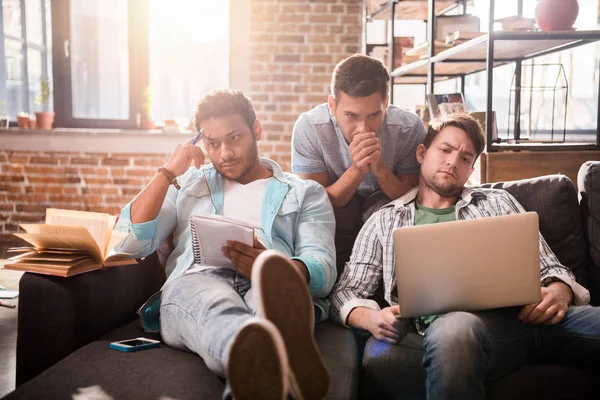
[248,0,362,170]
[0,150,169,242]
[0,0,362,241]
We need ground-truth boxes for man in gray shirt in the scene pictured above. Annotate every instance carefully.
[292,54,426,268]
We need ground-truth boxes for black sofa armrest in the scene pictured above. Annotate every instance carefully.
[16,252,165,386]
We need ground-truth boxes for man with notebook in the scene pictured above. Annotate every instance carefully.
[114,90,335,400]
[330,113,600,399]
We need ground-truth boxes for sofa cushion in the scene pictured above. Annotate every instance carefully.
[7,319,359,400]
[578,161,600,305]
[5,321,225,400]
[315,320,359,400]
[478,174,589,287]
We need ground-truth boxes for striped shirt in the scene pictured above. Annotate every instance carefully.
[330,186,591,327]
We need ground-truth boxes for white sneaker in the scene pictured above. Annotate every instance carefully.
[252,250,331,400]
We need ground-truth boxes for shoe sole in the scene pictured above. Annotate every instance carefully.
[253,251,331,400]
[227,318,288,400]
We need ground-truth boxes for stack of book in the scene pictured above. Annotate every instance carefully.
[4,209,136,277]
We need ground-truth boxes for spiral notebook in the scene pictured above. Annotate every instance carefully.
[190,214,255,269]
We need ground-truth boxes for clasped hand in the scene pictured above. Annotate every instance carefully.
[349,132,384,176]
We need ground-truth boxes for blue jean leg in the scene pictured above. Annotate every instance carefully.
[422,308,535,400]
[534,305,600,369]
[160,268,254,377]
[423,306,600,400]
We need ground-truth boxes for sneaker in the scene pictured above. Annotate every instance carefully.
[227,318,288,400]
[252,250,330,400]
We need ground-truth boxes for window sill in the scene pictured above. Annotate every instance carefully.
[0,128,193,154]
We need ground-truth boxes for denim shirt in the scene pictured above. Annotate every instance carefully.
[114,158,337,325]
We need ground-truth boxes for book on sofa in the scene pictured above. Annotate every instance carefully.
[3,208,136,277]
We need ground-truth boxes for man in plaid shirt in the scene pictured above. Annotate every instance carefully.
[330,113,600,399]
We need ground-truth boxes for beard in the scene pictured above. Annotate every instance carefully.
[421,171,464,198]
[214,142,260,182]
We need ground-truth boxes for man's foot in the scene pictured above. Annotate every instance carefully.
[252,250,330,400]
[227,318,288,400]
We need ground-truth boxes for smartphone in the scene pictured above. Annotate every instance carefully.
[109,337,160,353]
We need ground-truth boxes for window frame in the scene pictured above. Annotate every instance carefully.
[0,0,51,120]
[51,0,148,129]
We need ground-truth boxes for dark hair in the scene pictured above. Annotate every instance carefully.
[425,113,486,161]
[193,89,256,132]
[330,54,390,100]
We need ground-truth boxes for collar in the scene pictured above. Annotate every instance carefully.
[387,186,482,211]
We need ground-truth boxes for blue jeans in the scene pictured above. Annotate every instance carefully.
[160,268,254,377]
[422,306,600,399]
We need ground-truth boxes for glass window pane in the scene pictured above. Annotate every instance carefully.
[70,0,129,119]
[25,0,43,45]
[149,0,229,122]
[4,39,24,116]
[2,0,22,39]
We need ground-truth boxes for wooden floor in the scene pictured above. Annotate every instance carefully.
[0,262,22,398]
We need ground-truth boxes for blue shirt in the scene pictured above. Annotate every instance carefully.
[114,158,337,321]
[292,103,426,198]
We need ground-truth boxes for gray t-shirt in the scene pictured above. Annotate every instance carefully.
[292,103,426,198]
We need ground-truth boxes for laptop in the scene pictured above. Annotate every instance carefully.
[393,211,542,318]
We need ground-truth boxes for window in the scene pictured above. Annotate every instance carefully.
[49,0,231,129]
[149,0,230,123]
[0,0,52,121]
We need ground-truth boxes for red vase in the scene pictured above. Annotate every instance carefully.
[535,0,579,31]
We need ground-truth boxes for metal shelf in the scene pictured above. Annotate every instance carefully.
[367,0,458,21]
[363,0,600,152]
[391,30,600,83]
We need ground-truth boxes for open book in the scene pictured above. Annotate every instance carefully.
[3,208,136,277]
[190,214,254,269]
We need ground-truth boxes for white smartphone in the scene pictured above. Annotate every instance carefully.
[109,337,160,353]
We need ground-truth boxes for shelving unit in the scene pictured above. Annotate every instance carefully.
[364,0,600,153]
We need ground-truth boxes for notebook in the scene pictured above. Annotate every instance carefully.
[190,214,255,269]
[393,212,542,318]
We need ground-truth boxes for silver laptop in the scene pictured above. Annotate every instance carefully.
[393,211,542,318]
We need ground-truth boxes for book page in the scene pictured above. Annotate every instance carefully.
[45,209,109,258]
[190,215,254,269]
[16,224,103,262]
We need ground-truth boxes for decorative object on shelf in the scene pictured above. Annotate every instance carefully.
[496,16,537,31]
[426,92,468,118]
[142,85,155,130]
[435,14,480,41]
[17,112,30,129]
[507,63,568,143]
[404,40,453,59]
[445,30,485,45]
[0,101,8,128]
[34,75,55,130]
[369,37,414,70]
[470,111,498,144]
[535,0,579,31]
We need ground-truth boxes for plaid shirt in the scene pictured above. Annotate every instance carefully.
[330,186,591,327]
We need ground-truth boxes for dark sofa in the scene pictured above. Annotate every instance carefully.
[4,162,600,399]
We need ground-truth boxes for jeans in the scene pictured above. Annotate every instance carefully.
[160,268,254,377]
[422,306,600,399]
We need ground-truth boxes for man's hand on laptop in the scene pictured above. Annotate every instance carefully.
[222,237,266,279]
[518,281,573,326]
[368,305,406,344]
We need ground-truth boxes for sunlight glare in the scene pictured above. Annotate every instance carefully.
[149,0,229,44]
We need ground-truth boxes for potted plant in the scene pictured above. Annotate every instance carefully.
[142,85,155,129]
[35,75,55,130]
[0,101,8,128]
[17,112,30,129]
